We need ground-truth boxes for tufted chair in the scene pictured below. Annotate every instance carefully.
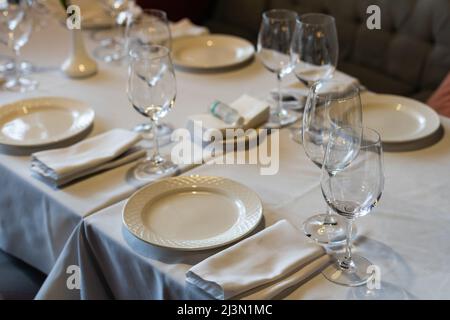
[204,0,450,101]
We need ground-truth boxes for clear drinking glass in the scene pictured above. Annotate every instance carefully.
[126,9,174,141]
[293,13,338,85]
[0,0,37,92]
[257,9,299,127]
[290,13,338,143]
[127,44,177,180]
[94,0,131,63]
[321,127,384,286]
[302,79,362,245]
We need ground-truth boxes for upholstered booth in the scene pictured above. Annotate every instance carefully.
[204,0,450,101]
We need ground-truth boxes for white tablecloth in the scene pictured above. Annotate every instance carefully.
[37,122,450,299]
[0,18,275,273]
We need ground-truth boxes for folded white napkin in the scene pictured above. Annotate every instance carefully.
[186,95,270,143]
[31,129,144,187]
[186,220,329,300]
[170,18,209,38]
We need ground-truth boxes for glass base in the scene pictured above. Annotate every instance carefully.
[133,156,177,181]
[3,77,37,92]
[93,39,125,63]
[323,254,372,287]
[265,109,298,128]
[303,213,355,245]
[348,282,412,300]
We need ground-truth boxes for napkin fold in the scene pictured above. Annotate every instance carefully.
[31,129,144,187]
[170,18,209,39]
[187,94,270,137]
[186,220,328,300]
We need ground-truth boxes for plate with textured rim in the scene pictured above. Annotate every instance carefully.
[0,97,95,148]
[172,34,255,71]
[361,94,440,143]
[123,175,263,251]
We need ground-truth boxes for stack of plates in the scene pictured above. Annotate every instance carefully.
[0,97,95,150]
[361,94,441,149]
[123,175,263,251]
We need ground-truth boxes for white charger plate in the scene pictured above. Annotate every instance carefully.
[123,175,263,251]
[0,97,95,148]
[362,94,440,143]
[172,34,255,71]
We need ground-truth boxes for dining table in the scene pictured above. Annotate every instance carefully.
[1,14,450,300]
[0,16,274,274]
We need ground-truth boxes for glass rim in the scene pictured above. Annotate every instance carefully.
[262,9,298,21]
[310,80,360,101]
[129,44,170,60]
[299,13,335,26]
[332,126,382,149]
[141,8,168,20]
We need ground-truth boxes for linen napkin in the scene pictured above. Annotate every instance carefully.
[170,18,209,39]
[186,220,329,300]
[31,129,145,187]
[186,94,270,142]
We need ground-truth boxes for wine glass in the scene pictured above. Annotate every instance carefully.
[257,9,299,127]
[291,13,338,143]
[293,13,338,85]
[0,0,37,92]
[127,44,177,180]
[126,9,173,142]
[321,127,384,286]
[302,79,362,245]
[93,0,131,63]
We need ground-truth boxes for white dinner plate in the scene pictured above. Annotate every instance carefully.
[123,175,263,250]
[361,94,440,143]
[172,34,255,71]
[0,97,95,148]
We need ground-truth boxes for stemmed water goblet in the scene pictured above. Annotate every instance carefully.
[321,126,384,286]
[93,0,131,63]
[126,9,173,143]
[127,44,177,180]
[257,9,299,127]
[302,79,362,245]
[291,13,338,143]
[0,0,37,92]
[293,13,338,85]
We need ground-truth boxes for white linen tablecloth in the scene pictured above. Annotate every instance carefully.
[0,17,275,273]
[36,122,450,299]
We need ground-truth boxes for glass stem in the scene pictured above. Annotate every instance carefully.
[340,219,354,270]
[12,47,21,84]
[275,73,282,116]
[323,206,337,225]
[149,119,161,162]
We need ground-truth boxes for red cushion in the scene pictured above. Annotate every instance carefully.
[427,72,450,117]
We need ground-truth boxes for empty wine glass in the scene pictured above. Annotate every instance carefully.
[321,127,384,286]
[0,0,37,92]
[293,13,338,85]
[127,44,177,180]
[94,0,131,63]
[290,13,338,143]
[126,9,173,141]
[302,79,362,245]
[257,9,299,127]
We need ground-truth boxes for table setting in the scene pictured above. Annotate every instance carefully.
[0,0,449,300]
